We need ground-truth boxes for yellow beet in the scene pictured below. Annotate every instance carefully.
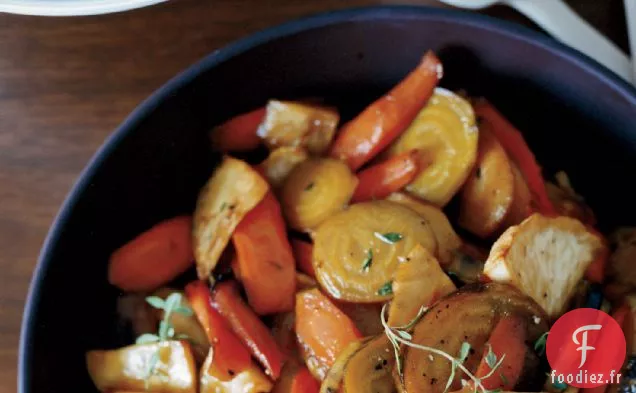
[281,158,357,232]
[313,200,437,303]
[387,88,479,206]
[260,146,309,188]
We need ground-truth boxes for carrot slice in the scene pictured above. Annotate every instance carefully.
[475,316,527,390]
[290,367,320,393]
[211,107,266,152]
[184,280,252,381]
[108,216,194,292]
[232,191,296,315]
[295,288,362,370]
[351,150,420,202]
[290,239,315,278]
[211,280,285,380]
[473,99,556,216]
[330,51,442,170]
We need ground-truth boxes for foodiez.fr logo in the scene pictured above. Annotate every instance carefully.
[546,308,626,388]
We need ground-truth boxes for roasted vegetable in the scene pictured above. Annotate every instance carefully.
[313,200,437,302]
[200,347,273,393]
[547,171,596,226]
[273,361,320,393]
[259,146,309,188]
[458,123,514,238]
[257,100,339,155]
[607,228,636,296]
[330,51,442,170]
[295,289,362,380]
[320,339,364,393]
[351,150,421,203]
[501,161,533,228]
[473,99,555,216]
[108,216,194,292]
[211,107,265,152]
[387,87,479,207]
[291,238,315,278]
[86,341,197,393]
[232,191,296,314]
[270,311,300,360]
[210,280,285,380]
[281,158,357,231]
[388,245,456,327]
[185,280,252,381]
[193,156,269,279]
[484,213,607,318]
[297,272,318,290]
[402,283,548,393]
[386,192,460,266]
[341,335,396,393]
[333,300,384,337]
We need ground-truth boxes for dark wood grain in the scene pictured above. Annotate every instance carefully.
[0,0,627,390]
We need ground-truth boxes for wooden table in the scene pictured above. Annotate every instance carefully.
[0,0,628,389]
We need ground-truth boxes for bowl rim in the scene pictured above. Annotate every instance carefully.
[0,0,168,16]
[18,4,636,392]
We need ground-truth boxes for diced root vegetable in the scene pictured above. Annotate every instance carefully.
[501,161,534,228]
[193,156,269,280]
[108,216,194,292]
[200,348,273,393]
[387,87,479,207]
[484,213,608,319]
[257,100,339,155]
[211,107,266,152]
[280,158,357,232]
[259,146,309,188]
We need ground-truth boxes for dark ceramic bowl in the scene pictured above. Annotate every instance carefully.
[18,5,636,392]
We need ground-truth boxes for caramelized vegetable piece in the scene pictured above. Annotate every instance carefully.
[259,146,309,188]
[484,214,607,318]
[185,280,252,381]
[546,171,596,226]
[193,156,269,279]
[388,245,456,327]
[211,280,285,380]
[387,87,479,207]
[501,162,533,228]
[313,200,437,302]
[320,340,364,393]
[108,216,194,292]
[232,191,296,314]
[86,341,197,393]
[211,107,265,152]
[295,289,362,380]
[281,158,357,231]
[342,335,396,393]
[458,123,514,238]
[270,311,301,360]
[473,99,555,215]
[257,100,339,155]
[273,361,320,393]
[386,192,461,266]
[474,316,527,390]
[291,238,315,278]
[152,288,210,362]
[200,347,273,393]
[330,51,442,170]
[403,283,548,393]
[351,150,420,203]
[296,272,318,290]
[334,301,384,336]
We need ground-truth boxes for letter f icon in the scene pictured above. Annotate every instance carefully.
[572,324,602,368]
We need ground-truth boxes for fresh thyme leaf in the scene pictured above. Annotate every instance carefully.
[499,373,509,386]
[158,320,170,340]
[174,305,193,317]
[176,333,190,340]
[164,293,182,314]
[552,382,567,391]
[377,281,393,296]
[145,296,166,309]
[167,326,175,339]
[534,332,548,355]
[400,306,428,330]
[445,342,471,393]
[397,330,412,340]
[362,249,373,272]
[304,182,315,191]
[485,344,497,368]
[145,350,160,389]
[136,333,160,345]
[444,361,457,393]
[459,342,471,363]
[374,232,403,244]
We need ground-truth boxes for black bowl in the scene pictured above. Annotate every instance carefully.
[18,5,636,392]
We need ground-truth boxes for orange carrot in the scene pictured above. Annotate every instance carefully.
[295,288,362,369]
[474,100,556,216]
[290,367,320,393]
[330,51,442,170]
[351,150,420,202]
[108,216,194,292]
[211,107,266,152]
[211,280,285,380]
[290,239,315,278]
[185,280,252,381]
[232,191,296,314]
[475,316,527,390]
